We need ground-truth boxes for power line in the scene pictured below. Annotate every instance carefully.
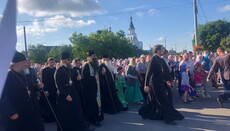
[198,0,208,22]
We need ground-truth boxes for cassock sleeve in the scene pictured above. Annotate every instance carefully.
[0,73,17,117]
[82,64,93,89]
[82,64,90,80]
[55,68,69,98]
[145,57,155,87]
[161,58,173,82]
[42,68,49,92]
[31,68,39,89]
[71,68,78,87]
[207,58,219,80]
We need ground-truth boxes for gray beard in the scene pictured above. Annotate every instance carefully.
[20,68,30,75]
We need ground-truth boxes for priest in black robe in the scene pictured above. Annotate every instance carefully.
[72,58,87,117]
[139,45,184,125]
[41,57,56,122]
[25,59,40,93]
[55,52,91,131]
[0,52,44,131]
[160,49,174,107]
[99,55,124,114]
[82,50,104,126]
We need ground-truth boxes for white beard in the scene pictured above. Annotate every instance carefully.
[20,68,30,75]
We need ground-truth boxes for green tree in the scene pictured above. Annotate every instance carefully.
[28,44,48,64]
[69,32,90,60]
[220,34,230,51]
[69,30,140,60]
[116,30,126,38]
[48,45,73,62]
[193,19,230,52]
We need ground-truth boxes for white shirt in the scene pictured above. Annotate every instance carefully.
[181,72,190,86]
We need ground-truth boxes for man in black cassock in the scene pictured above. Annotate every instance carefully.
[72,59,87,117]
[99,55,124,114]
[55,52,92,131]
[25,58,40,93]
[0,52,44,131]
[82,50,104,126]
[160,49,174,107]
[41,57,56,122]
[139,45,184,125]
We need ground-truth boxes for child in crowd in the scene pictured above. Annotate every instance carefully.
[180,64,194,103]
[194,66,206,98]
[115,67,128,111]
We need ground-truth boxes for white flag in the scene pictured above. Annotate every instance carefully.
[0,0,17,97]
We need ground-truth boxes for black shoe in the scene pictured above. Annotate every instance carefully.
[217,98,224,108]
[123,107,129,111]
[92,121,101,127]
[166,121,177,125]
[183,101,190,104]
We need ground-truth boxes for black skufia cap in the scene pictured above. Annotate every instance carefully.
[12,52,26,63]
[61,52,70,60]
[88,50,95,56]
[103,54,109,58]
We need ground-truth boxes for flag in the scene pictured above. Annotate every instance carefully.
[0,0,17,97]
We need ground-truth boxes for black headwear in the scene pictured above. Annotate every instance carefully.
[88,50,95,56]
[103,54,109,59]
[61,52,70,60]
[12,52,26,63]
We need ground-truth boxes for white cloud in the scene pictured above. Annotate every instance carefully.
[0,14,2,21]
[124,5,149,11]
[18,0,101,17]
[44,15,95,28]
[136,11,144,17]
[17,21,58,37]
[148,9,159,15]
[16,42,22,46]
[16,42,24,51]
[17,16,96,36]
[219,5,230,12]
[157,37,165,41]
[132,8,159,17]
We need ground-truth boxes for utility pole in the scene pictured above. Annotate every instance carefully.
[194,0,198,46]
[23,26,28,57]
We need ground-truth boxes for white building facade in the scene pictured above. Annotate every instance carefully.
[127,17,143,50]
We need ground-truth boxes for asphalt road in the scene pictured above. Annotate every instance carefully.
[1,85,230,131]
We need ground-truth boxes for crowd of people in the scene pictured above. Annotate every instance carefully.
[0,45,229,131]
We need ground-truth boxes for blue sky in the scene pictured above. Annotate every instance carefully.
[0,0,230,52]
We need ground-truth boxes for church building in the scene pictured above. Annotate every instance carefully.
[127,17,143,50]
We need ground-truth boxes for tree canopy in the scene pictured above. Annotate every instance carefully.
[220,34,230,52]
[194,19,230,52]
[24,29,146,64]
[69,29,143,60]
[48,45,73,62]
[28,44,48,64]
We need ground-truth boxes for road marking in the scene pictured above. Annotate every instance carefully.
[127,111,230,125]
[185,117,230,125]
